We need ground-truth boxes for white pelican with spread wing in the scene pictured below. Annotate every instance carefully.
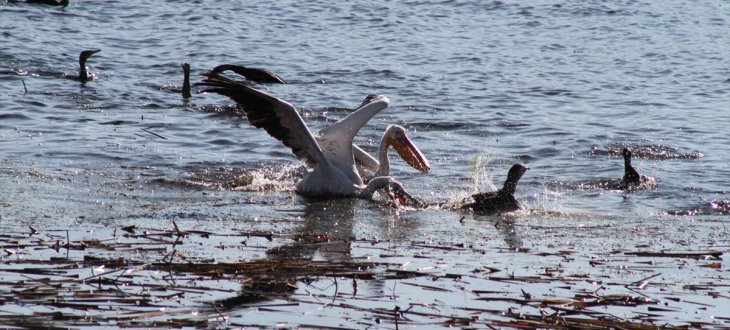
[199,72,429,201]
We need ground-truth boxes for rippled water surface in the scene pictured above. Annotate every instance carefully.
[1,0,729,328]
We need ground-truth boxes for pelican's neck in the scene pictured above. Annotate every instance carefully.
[374,131,392,177]
[358,176,392,198]
[359,176,420,207]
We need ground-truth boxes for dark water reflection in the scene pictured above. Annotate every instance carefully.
[268,198,358,261]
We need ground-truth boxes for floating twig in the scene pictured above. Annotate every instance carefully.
[140,128,168,140]
[624,250,722,260]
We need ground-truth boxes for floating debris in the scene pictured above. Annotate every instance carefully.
[0,223,727,328]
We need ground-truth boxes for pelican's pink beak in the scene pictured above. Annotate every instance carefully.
[392,132,430,173]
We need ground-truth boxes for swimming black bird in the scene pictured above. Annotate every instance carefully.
[461,164,528,214]
[16,0,68,6]
[621,148,645,187]
[181,62,191,98]
[78,49,100,83]
[211,64,287,84]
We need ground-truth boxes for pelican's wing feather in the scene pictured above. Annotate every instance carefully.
[199,72,325,168]
[353,144,380,173]
[316,95,389,173]
[318,95,389,143]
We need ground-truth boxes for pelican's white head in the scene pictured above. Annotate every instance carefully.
[385,125,430,173]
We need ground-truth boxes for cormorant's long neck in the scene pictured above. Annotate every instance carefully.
[182,68,191,98]
[373,132,392,177]
[502,179,517,196]
[623,155,641,184]
[79,58,88,82]
[502,167,525,196]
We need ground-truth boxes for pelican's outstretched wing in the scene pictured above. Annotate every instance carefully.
[199,72,326,169]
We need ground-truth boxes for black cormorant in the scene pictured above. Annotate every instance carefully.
[461,164,528,214]
[20,0,69,7]
[78,49,100,83]
[621,148,645,187]
[181,62,191,98]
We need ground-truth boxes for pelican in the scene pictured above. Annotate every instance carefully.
[78,49,100,83]
[199,72,429,201]
[181,62,192,98]
[211,64,287,84]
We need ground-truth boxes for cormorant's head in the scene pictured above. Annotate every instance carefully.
[507,164,528,183]
[622,148,633,163]
[78,49,100,82]
[79,49,101,63]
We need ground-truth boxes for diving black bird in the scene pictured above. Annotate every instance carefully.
[211,64,287,84]
[461,164,528,214]
[78,49,100,83]
[621,148,645,187]
[181,62,191,98]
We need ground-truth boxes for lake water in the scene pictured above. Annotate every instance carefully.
[1,0,728,328]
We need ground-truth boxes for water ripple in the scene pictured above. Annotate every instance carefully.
[0,0,726,224]
[0,113,32,121]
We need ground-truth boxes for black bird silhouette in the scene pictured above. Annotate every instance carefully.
[16,0,68,7]
[462,164,528,214]
[621,148,645,187]
[211,64,287,84]
[78,49,100,83]
[181,62,191,98]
